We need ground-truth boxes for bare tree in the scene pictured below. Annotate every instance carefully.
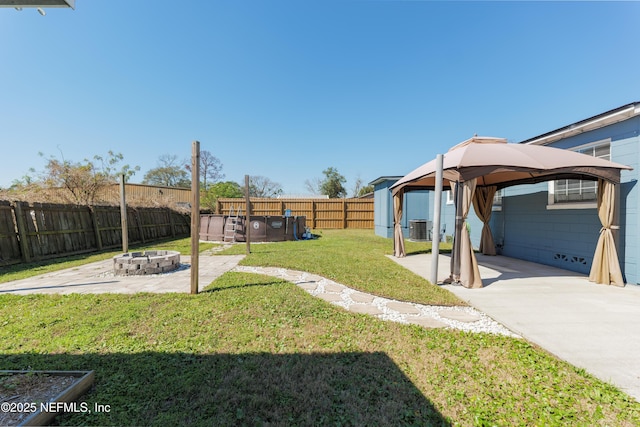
[248,176,283,198]
[39,150,138,204]
[351,176,364,198]
[142,154,190,187]
[185,150,224,190]
[304,177,322,195]
[352,176,373,197]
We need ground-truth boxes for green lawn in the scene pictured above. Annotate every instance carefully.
[1,231,639,426]
[219,229,461,306]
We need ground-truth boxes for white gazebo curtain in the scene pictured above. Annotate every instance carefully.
[589,179,625,286]
[393,190,406,258]
[449,180,483,288]
[472,186,497,256]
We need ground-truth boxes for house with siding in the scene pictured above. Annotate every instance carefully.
[373,101,639,285]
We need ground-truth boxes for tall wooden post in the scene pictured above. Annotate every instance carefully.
[119,174,128,253]
[190,141,201,295]
[245,175,251,254]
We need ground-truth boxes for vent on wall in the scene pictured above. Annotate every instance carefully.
[571,256,587,265]
[554,253,588,265]
[554,253,568,262]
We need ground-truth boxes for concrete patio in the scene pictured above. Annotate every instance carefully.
[390,252,640,402]
[0,255,245,295]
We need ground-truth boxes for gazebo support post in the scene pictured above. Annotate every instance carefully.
[430,154,443,285]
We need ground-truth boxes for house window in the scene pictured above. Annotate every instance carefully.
[548,140,610,209]
[492,189,503,210]
[446,190,454,205]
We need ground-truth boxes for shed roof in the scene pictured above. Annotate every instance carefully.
[369,176,403,186]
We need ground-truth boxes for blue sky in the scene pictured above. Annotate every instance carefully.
[1,0,639,195]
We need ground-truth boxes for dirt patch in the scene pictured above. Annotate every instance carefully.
[0,372,77,426]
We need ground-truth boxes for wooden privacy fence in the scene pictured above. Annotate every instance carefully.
[19,184,192,206]
[98,183,192,205]
[0,201,190,266]
[216,198,374,229]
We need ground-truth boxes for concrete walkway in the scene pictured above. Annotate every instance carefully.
[232,265,515,336]
[390,252,640,402]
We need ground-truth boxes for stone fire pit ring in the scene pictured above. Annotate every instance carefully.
[113,250,181,276]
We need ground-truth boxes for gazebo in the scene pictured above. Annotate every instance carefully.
[390,136,632,288]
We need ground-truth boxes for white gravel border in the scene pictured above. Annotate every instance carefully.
[233,265,519,337]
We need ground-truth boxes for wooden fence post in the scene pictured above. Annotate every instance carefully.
[311,200,316,229]
[12,201,31,263]
[134,208,145,244]
[120,174,128,253]
[245,175,251,255]
[89,206,103,251]
[168,207,176,238]
[343,199,347,229]
[190,140,200,295]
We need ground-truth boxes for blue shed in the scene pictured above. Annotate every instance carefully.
[370,176,428,239]
[370,176,483,244]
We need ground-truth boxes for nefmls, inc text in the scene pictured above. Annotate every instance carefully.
[40,401,111,413]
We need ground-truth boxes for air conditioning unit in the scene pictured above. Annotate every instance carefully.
[409,220,431,242]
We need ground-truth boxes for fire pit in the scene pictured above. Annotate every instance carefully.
[113,250,181,276]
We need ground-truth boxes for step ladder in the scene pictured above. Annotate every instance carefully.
[223,207,242,243]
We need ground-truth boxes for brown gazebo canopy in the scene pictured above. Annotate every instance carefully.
[390,136,632,288]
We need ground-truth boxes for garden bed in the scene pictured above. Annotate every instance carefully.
[0,370,94,426]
